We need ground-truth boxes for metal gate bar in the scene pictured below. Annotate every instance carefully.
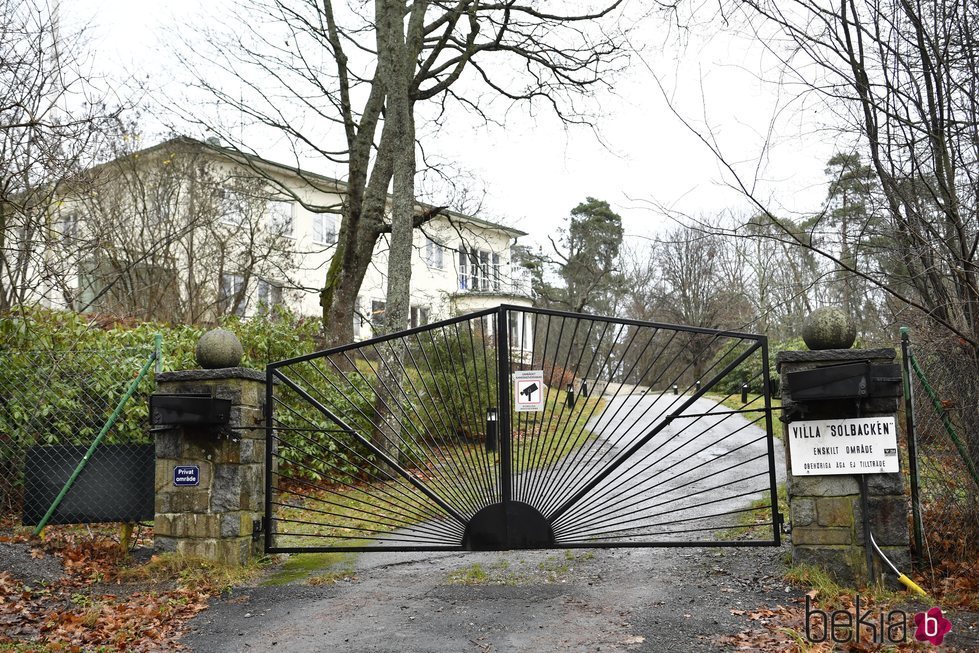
[266,305,781,552]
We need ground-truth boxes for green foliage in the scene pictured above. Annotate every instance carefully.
[530,197,625,314]
[0,307,591,506]
[272,322,502,484]
[707,337,806,396]
[271,358,378,483]
[0,306,341,509]
[409,327,499,441]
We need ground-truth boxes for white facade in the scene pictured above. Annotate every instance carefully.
[39,138,534,334]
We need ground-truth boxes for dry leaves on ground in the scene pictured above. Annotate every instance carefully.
[0,524,214,651]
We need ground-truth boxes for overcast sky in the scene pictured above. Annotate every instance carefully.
[70,0,838,250]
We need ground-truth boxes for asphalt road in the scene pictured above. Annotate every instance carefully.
[181,545,798,652]
[524,394,787,545]
[182,394,795,652]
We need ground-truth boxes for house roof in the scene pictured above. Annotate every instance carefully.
[135,136,528,238]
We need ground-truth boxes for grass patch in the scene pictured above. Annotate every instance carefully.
[262,550,360,586]
[721,483,787,541]
[785,563,906,607]
[274,396,607,548]
[307,570,358,585]
[785,563,849,604]
[447,562,493,585]
[116,554,261,593]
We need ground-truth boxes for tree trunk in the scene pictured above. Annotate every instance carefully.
[366,0,424,470]
[321,221,380,347]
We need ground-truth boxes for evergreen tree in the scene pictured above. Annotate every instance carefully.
[544,197,625,314]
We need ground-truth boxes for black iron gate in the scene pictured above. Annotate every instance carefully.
[265,305,781,552]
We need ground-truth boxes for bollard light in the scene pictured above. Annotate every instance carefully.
[580,380,589,398]
[673,384,679,395]
[566,383,576,409]
[741,383,749,404]
[486,407,498,452]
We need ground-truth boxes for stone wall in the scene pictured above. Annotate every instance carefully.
[152,368,266,566]
[778,348,910,586]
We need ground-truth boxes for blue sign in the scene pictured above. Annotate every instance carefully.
[173,465,200,487]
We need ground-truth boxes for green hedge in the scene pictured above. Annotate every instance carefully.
[0,307,357,494]
[0,308,498,490]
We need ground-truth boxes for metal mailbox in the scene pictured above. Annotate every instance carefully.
[150,393,231,426]
[787,361,869,401]
[867,363,903,398]
[786,360,903,402]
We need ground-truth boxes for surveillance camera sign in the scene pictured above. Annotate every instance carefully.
[514,370,545,412]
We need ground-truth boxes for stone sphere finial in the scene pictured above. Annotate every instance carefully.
[195,328,244,369]
[802,307,856,350]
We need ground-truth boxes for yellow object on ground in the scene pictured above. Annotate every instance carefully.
[869,531,928,598]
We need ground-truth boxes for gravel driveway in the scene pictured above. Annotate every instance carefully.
[181,544,797,652]
[183,393,794,652]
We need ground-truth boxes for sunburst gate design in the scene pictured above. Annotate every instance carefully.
[265,306,781,552]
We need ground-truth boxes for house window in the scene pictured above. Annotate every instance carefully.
[473,250,487,291]
[268,201,294,236]
[256,278,283,311]
[220,273,246,316]
[458,249,469,290]
[370,300,386,332]
[58,213,79,241]
[424,236,444,269]
[458,247,502,292]
[410,306,430,329]
[75,258,179,318]
[220,190,246,226]
[313,213,337,245]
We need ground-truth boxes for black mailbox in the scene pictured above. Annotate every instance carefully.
[868,363,903,398]
[786,360,903,402]
[787,361,869,401]
[150,393,231,426]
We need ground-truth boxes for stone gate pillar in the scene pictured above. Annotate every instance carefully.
[777,310,910,586]
[151,330,265,566]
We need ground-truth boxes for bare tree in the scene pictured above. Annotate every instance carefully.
[655,0,979,349]
[177,0,635,345]
[619,225,753,383]
[647,0,979,479]
[0,0,121,312]
[67,136,300,323]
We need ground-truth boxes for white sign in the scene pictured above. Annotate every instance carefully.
[788,416,900,476]
[513,370,545,412]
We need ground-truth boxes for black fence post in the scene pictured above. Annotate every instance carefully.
[901,327,924,559]
[486,407,498,453]
[495,307,513,509]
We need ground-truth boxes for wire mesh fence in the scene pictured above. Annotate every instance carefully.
[0,343,158,528]
[903,328,979,565]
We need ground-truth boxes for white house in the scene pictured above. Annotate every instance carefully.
[33,137,533,337]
